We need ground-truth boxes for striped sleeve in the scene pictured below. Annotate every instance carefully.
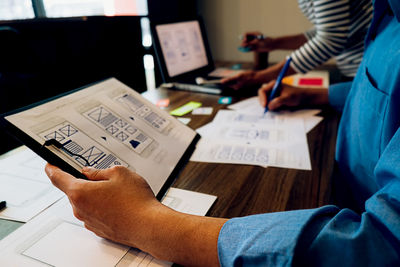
[304,28,317,40]
[291,0,351,74]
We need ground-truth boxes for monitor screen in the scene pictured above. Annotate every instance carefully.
[155,20,209,77]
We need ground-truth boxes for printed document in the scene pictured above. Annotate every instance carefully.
[191,110,312,170]
[0,146,63,222]
[228,96,323,133]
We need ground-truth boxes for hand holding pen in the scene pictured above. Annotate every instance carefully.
[263,57,292,113]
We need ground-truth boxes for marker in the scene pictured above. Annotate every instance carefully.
[264,57,292,114]
[238,34,265,53]
[239,34,264,41]
[0,201,6,211]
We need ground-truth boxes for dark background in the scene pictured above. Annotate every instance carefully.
[0,0,199,154]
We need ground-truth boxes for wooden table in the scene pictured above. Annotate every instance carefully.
[143,88,339,218]
[0,88,339,240]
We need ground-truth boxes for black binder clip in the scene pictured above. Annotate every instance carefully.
[42,139,91,166]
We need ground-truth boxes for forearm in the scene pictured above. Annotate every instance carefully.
[140,204,227,266]
[270,34,308,50]
[254,59,297,83]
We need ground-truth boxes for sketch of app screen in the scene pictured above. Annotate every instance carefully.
[156,20,208,77]
[39,121,129,169]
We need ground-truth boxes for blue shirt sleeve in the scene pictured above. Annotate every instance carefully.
[328,81,353,112]
[218,127,400,267]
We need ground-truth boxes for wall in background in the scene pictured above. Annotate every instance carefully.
[197,0,312,64]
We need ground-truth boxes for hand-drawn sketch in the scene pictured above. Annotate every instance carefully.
[83,105,154,154]
[40,121,128,169]
[116,94,170,132]
[59,124,78,137]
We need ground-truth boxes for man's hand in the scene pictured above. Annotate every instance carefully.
[45,164,226,266]
[45,164,161,249]
[221,70,260,90]
[222,60,295,91]
[258,81,329,110]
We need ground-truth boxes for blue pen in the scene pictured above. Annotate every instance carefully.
[264,57,292,114]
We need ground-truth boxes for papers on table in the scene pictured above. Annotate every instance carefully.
[191,110,312,170]
[177,117,191,125]
[192,107,213,115]
[0,146,64,222]
[191,96,324,170]
[227,97,323,133]
[162,187,217,216]
[0,189,217,267]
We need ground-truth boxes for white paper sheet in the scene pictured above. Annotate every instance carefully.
[0,146,64,222]
[0,188,217,267]
[191,110,312,170]
[227,96,323,133]
[162,187,217,216]
[192,107,213,115]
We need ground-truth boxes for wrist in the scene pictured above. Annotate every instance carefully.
[125,200,170,249]
[139,203,227,266]
[303,88,329,106]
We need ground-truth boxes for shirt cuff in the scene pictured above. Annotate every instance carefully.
[328,81,353,111]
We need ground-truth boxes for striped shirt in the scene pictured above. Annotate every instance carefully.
[291,0,373,77]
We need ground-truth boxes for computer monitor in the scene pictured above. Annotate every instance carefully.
[151,17,215,83]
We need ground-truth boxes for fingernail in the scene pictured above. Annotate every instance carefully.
[45,165,53,177]
[82,167,95,173]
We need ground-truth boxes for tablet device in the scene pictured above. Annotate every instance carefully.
[0,78,200,199]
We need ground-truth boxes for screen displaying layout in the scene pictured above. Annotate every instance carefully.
[156,20,209,77]
[3,78,197,196]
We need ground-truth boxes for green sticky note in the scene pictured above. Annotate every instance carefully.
[170,101,202,116]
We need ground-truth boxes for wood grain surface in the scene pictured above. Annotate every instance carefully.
[143,88,339,219]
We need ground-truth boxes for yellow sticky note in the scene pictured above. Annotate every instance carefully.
[170,101,202,116]
[282,76,294,86]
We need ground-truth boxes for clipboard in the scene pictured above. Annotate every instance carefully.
[0,78,200,200]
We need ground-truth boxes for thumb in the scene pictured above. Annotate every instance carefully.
[81,167,108,181]
[258,80,275,107]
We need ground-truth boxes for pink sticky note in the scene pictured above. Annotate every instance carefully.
[156,98,170,108]
[298,78,324,86]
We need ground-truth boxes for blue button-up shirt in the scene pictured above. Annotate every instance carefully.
[218,0,400,265]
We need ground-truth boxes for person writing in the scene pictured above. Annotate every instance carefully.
[45,0,400,265]
[223,0,373,90]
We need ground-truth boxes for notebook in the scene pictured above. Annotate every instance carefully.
[151,17,234,95]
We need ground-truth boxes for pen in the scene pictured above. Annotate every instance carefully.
[0,201,6,211]
[264,57,292,114]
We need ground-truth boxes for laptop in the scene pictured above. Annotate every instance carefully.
[151,17,235,95]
